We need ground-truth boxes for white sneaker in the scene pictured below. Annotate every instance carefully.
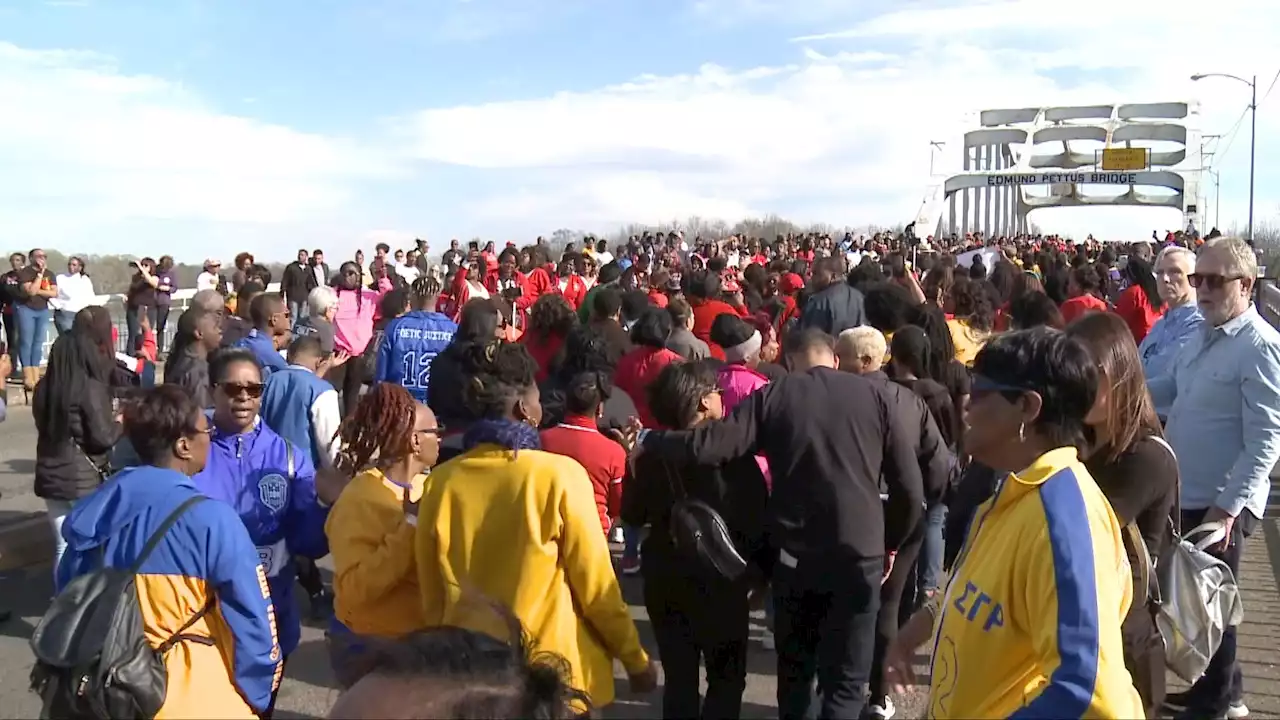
[609,525,623,543]
[868,695,895,719]
[1228,701,1249,719]
[761,629,774,650]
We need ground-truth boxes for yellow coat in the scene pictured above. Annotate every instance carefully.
[415,445,649,707]
[326,468,426,637]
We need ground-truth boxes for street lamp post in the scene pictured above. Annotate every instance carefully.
[1209,169,1221,229]
[929,140,946,176]
[1192,72,1258,245]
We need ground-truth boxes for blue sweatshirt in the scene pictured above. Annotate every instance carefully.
[58,466,284,715]
[234,329,288,378]
[373,310,458,403]
[191,418,329,656]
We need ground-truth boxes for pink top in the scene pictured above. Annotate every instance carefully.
[717,363,772,488]
[333,287,382,355]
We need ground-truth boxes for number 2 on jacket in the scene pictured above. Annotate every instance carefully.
[400,351,433,389]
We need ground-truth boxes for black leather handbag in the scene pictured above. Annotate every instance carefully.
[663,461,748,582]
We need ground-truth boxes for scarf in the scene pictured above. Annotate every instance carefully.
[462,418,542,454]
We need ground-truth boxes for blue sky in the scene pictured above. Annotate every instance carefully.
[1,0,1277,261]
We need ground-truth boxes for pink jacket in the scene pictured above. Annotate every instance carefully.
[716,364,772,487]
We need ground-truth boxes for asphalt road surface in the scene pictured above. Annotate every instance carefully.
[3,402,1280,718]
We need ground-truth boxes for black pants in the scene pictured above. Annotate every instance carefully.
[773,553,881,720]
[151,305,171,355]
[329,354,367,418]
[1178,507,1256,715]
[295,556,324,596]
[869,527,924,700]
[643,568,749,720]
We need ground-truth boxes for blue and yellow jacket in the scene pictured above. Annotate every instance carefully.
[192,417,330,656]
[57,466,283,718]
[928,447,1143,719]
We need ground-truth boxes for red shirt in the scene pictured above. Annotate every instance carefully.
[539,415,627,536]
[521,331,567,382]
[1059,293,1110,325]
[1113,285,1164,344]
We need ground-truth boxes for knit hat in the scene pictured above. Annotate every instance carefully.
[710,314,761,363]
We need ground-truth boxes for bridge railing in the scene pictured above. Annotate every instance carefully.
[1260,280,1280,329]
[15,283,281,364]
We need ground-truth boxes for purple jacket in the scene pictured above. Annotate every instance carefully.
[717,363,772,487]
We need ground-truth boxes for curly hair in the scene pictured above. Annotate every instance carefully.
[527,294,578,338]
[334,383,419,474]
[950,277,995,332]
[463,341,539,419]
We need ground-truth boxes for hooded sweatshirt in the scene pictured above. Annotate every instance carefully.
[57,466,284,717]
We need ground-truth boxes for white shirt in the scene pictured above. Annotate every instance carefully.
[197,271,220,291]
[595,251,614,266]
[396,264,420,284]
[52,272,96,313]
[467,280,491,300]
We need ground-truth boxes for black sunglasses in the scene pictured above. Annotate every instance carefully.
[217,381,265,399]
[1188,273,1245,291]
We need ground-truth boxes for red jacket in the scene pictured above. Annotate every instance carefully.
[646,288,669,309]
[560,274,589,310]
[1060,293,1110,325]
[539,415,627,536]
[689,297,742,361]
[615,346,682,428]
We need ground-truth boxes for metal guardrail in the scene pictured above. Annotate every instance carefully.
[14,283,281,364]
[1260,279,1280,329]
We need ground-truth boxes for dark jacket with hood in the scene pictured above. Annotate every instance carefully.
[33,365,120,502]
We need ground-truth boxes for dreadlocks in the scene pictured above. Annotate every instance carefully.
[334,382,418,474]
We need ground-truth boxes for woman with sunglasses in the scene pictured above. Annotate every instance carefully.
[193,347,332,718]
[885,328,1143,719]
[324,383,442,688]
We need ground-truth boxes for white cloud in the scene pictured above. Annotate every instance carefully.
[0,42,400,241]
[404,0,1280,240]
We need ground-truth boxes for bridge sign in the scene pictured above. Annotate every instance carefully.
[986,172,1139,186]
[1101,147,1149,171]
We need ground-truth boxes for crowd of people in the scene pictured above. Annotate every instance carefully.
[5,224,1278,719]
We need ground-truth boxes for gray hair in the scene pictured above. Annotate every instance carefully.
[1201,237,1257,279]
[307,285,339,316]
[1155,244,1196,268]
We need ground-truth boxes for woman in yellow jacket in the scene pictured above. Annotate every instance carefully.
[325,383,442,688]
[415,341,656,711]
[885,328,1144,719]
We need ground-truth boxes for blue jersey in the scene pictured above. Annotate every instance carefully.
[374,310,458,403]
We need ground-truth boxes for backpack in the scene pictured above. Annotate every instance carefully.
[659,460,747,582]
[29,496,215,720]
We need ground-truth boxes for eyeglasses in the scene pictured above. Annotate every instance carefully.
[1188,273,1245,291]
[189,425,215,437]
[415,425,446,436]
[217,382,265,399]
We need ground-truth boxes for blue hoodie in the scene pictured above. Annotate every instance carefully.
[191,417,329,656]
[58,466,283,716]
[373,310,458,403]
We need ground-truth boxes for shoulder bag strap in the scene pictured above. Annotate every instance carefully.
[128,496,205,575]
[1147,434,1182,536]
[287,443,295,479]
[1123,522,1152,608]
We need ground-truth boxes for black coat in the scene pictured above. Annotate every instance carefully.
[34,377,120,502]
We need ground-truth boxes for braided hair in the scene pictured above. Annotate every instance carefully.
[463,341,539,420]
[411,275,443,310]
[334,382,419,474]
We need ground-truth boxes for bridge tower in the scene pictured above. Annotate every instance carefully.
[913,102,1203,239]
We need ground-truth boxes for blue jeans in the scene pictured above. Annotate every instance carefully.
[622,523,641,561]
[14,305,50,369]
[289,299,308,325]
[53,310,75,336]
[917,503,948,594]
[125,305,146,354]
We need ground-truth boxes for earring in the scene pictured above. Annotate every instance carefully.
[1017,423,1026,442]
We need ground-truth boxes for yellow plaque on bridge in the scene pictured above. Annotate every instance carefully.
[1101,147,1148,171]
